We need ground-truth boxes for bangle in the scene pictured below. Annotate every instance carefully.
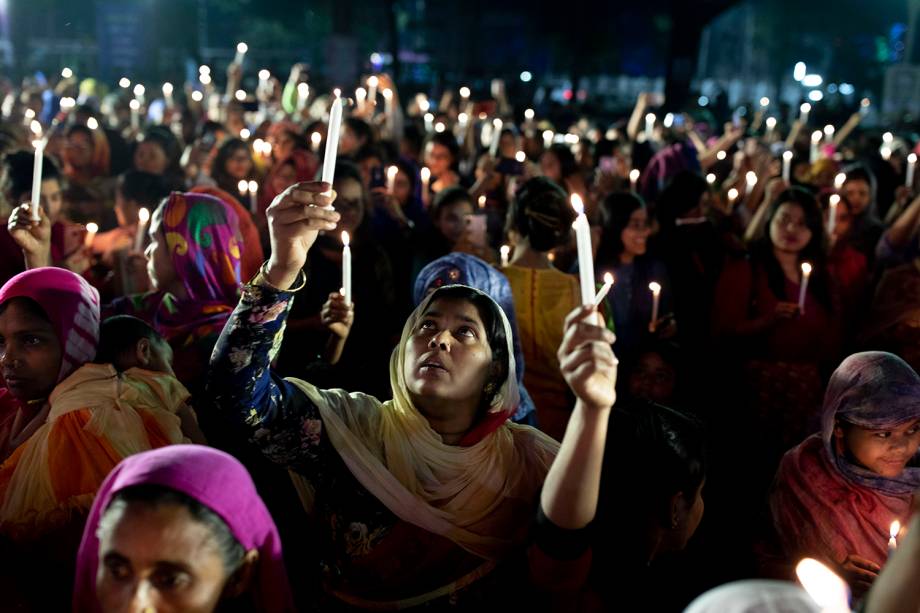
[250,261,307,293]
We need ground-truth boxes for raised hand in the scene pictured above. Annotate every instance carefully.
[558,305,618,412]
[321,292,354,340]
[8,203,51,269]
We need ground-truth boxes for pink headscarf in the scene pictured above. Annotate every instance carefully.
[0,267,100,382]
[73,445,295,612]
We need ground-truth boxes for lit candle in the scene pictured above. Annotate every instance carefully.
[810,130,822,164]
[84,222,98,250]
[424,112,434,133]
[322,95,344,194]
[248,180,259,215]
[129,99,140,130]
[134,207,150,253]
[644,112,656,140]
[478,195,487,209]
[500,245,510,267]
[162,82,174,109]
[907,153,917,188]
[386,165,398,194]
[341,231,352,305]
[782,150,793,183]
[799,102,811,125]
[543,130,554,150]
[834,172,846,190]
[238,179,249,200]
[297,83,310,113]
[727,187,739,204]
[629,168,640,192]
[882,146,892,161]
[716,150,727,161]
[828,194,839,237]
[889,520,901,559]
[706,173,716,185]
[524,108,535,122]
[355,87,367,113]
[30,121,45,222]
[765,116,776,140]
[383,88,394,124]
[490,118,503,157]
[459,86,470,106]
[798,262,812,313]
[823,123,835,142]
[593,272,614,307]
[760,96,770,108]
[367,75,378,109]
[311,131,322,152]
[234,41,248,65]
[649,282,662,332]
[420,167,431,206]
[745,171,757,196]
[795,558,850,613]
[571,194,596,307]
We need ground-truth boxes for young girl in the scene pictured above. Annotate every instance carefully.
[771,352,920,596]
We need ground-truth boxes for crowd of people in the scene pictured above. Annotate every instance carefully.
[1,55,920,612]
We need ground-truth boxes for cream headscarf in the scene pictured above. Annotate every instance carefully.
[288,285,559,561]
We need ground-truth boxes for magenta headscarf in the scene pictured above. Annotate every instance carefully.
[0,267,100,382]
[73,445,294,612]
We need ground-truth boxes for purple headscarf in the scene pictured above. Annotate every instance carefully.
[821,351,920,495]
[73,445,294,612]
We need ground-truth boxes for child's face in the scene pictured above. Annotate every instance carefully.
[836,419,920,478]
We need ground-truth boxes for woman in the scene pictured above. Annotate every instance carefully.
[503,177,580,439]
[413,253,536,425]
[424,132,462,195]
[210,138,255,206]
[73,445,295,612]
[821,191,868,326]
[540,143,586,197]
[712,188,840,457]
[771,352,920,595]
[596,191,672,360]
[840,166,885,264]
[207,180,584,609]
[257,148,318,216]
[62,124,111,187]
[133,126,184,191]
[107,192,242,399]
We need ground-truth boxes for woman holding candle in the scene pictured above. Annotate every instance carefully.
[257,148,318,218]
[819,192,868,326]
[424,132,463,195]
[61,123,111,188]
[840,166,885,264]
[771,352,920,597]
[132,126,184,192]
[207,178,576,609]
[503,177,581,439]
[210,137,255,207]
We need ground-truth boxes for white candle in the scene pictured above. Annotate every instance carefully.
[133,83,146,106]
[424,112,434,133]
[810,130,822,164]
[234,42,248,65]
[459,86,470,106]
[799,102,811,125]
[593,272,614,307]
[782,150,793,182]
[629,169,640,192]
[827,194,839,237]
[490,118,504,157]
[644,112,656,140]
[341,231,352,305]
[355,87,367,113]
[795,558,850,613]
[524,108,535,122]
[727,188,739,204]
[84,222,98,250]
[889,520,901,559]
[420,167,431,206]
[798,262,812,313]
[834,172,846,189]
[30,122,45,222]
[745,171,757,196]
[706,173,716,185]
[248,180,259,215]
[907,153,917,188]
[383,88,394,125]
[543,130,554,150]
[500,245,510,268]
[322,96,344,193]
[823,124,835,142]
[162,82,174,109]
[311,131,322,153]
[478,195,487,210]
[882,146,892,161]
[297,83,310,113]
[129,99,140,130]
[649,282,662,332]
[386,165,398,194]
[135,207,150,252]
[367,75,378,109]
[765,117,776,140]
[571,194,596,307]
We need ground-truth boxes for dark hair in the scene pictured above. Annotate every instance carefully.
[117,170,170,209]
[425,285,509,406]
[332,160,365,191]
[353,144,385,165]
[0,296,50,323]
[544,144,578,180]
[104,484,245,574]
[211,138,251,195]
[657,171,708,228]
[431,186,473,220]
[597,192,645,267]
[752,187,832,310]
[427,132,460,169]
[95,315,166,368]
[344,117,375,149]
[841,165,877,216]
[137,126,183,182]
[66,124,96,147]
[2,150,61,203]
[506,177,573,252]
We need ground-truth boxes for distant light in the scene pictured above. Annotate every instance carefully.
[370,52,383,65]
[61,67,73,79]
[515,151,526,163]
[564,133,579,144]
[424,112,434,123]
[823,124,835,137]
[706,173,716,184]
[766,117,777,129]
[133,84,145,97]
[834,172,847,189]
[129,99,140,111]
[418,97,430,112]
[59,97,76,110]
[759,96,770,107]
[793,62,807,81]
[235,89,246,101]
[883,132,894,143]
[259,69,270,81]
[240,128,251,139]
[119,77,131,88]
[199,74,212,86]
[311,132,322,147]
[800,102,812,114]
[698,95,709,106]
[199,65,210,76]
[807,90,824,102]
[434,122,446,133]
[367,76,379,88]
[827,83,838,94]
[663,113,674,128]
[802,74,823,87]
[524,108,535,120]
[87,117,99,130]
[519,71,532,83]
[459,86,471,98]
[162,82,173,96]
[716,150,727,161]
[236,42,248,54]
[839,83,855,96]
[191,91,204,102]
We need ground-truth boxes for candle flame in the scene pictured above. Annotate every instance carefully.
[891,520,901,539]
[910,153,918,164]
[478,195,487,209]
[387,165,399,180]
[801,262,813,275]
[603,272,614,284]
[811,130,823,143]
[629,169,641,182]
[138,207,150,224]
[248,180,258,193]
[236,42,248,54]
[260,69,271,81]
[459,86,471,98]
[765,117,777,128]
[716,150,727,160]
[515,151,526,163]
[645,112,656,122]
[333,88,341,99]
[162,82,173,96]
[86,222,99,234]
[570,193,584,216]
[420,167,431,181]
[87,118,99,130]
[356,87,367,99]
[30,120,42,136]
[706,173,716,184]
[238,180,249,194]
[783,150,793,161]
[795,558,849,610]
[341,231,350,246]
[649,282,662,294]
[829,194,840,206]
[824,124,835,136]
[500,245,510,256]
[800,102,811,113]
[861,98,871,108]
[760,96,770,107]
[383,88,393,100]
[493,118,503,129]
[834,173,846,189]
[129,99,141,110]
[311,132,322,146]
[297,82,309,96]
[746,171,757,186]
[727,188,739,201]
[133,84,145,97]
[524,108,535,120]
[367,75,379,88]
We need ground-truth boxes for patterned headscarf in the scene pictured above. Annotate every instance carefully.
[0,268,100,383]
[822,351,920,495]
[73,445,295,612]
[413,254,535,422]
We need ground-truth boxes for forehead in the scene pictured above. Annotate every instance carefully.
[423,297,486,327]
[100,500,219,562]
[0,298,54,333]
[775,202,804,218]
